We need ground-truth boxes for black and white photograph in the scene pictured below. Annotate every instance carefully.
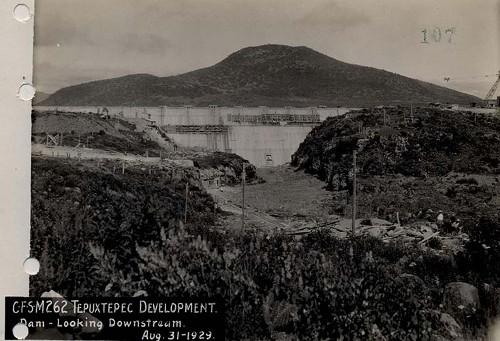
[25,0,500,339]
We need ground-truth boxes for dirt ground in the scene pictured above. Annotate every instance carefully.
[220,166,331,218]
[209,165,340,234]
[210,165,500,246]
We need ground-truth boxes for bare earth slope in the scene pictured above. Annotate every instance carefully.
[40,44,479,107]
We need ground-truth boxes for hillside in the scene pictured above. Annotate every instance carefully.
[40,44,479,107]
[33,91,51,104]
[292,108,500,179]
[291,108,500,222]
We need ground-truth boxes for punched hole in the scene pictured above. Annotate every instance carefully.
[13,4,31,22]
[23,257,40,275]
[17,83,36,101]
[12,323,29,339]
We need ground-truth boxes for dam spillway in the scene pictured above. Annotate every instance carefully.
[33,105,352,167]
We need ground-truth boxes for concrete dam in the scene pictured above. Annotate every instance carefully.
[34,105,352,167]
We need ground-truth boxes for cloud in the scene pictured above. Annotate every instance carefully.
[295,1,370,31]
[118,33,172,55]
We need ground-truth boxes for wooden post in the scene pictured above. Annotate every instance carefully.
[146,150,149,158]
[352,149,357,235]
[213,200,217,222]
[242,162,246,230]
[184,182,189,224]
[97,159,100,168]
[51,151,54,157]
[122,161,125,174]
[113,164,116,173]
[149,165,152,175]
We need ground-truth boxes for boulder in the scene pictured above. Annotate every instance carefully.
[443,282,481,317]
[439,313,462,339]
[367,227,385,238]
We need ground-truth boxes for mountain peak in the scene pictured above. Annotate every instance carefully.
[217,44,336,68]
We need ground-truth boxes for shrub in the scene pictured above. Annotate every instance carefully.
[31,157,497,340]
[456,177,479,185]
[462,216,500,285]
[428,237,442,250]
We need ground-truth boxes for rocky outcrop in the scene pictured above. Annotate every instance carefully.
[292,108,500,187]
[443,282,481,317]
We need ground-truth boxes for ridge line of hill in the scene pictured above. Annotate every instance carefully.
[40,44,480,107]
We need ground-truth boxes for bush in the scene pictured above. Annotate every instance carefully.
[456,177,478,185]
[31,157,497,340]
[462,216,500,285]
[428,237,442,250]
[30,157,215,297]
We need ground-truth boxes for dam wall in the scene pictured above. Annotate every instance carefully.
[34,105,352,123]
[33,105,354,167]
[167,125,313,166]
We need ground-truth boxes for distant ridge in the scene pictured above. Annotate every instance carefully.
[40,44,480,107]
[33,91,52,105]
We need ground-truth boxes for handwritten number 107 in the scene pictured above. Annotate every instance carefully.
[421,28,455,43]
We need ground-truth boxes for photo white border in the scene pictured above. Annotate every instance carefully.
[0,0,34,337]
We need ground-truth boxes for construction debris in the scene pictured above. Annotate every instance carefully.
[280,216,469,249]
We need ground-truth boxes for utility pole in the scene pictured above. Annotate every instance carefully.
[184,182,189,224]
[352,149,357,235]
[242,162,246,230]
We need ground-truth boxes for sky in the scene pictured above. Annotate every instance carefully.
[33,0,499,98]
